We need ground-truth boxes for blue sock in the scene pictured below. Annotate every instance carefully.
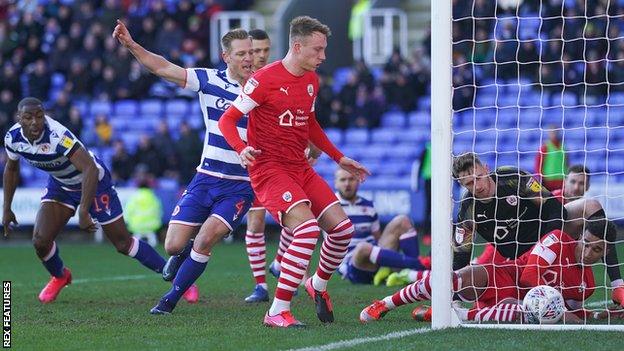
[129,238,166,273]
[375,247,424,270]
[163,250,209,305]
[42,242,64,277]
[399,229,420,258]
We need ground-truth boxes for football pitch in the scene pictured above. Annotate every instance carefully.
[1,241,621,350]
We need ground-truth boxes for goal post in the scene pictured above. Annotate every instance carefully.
[430,0,624,330]
[430,0,455,330]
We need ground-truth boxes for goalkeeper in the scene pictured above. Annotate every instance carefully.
[360,218,623,324]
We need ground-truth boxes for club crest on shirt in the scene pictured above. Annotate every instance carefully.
[39,144,50,153]
[307,84,313,96]
[282,191,292,202]
[455,226,465,244]
[243,78,259,95]
[506,195,518,206]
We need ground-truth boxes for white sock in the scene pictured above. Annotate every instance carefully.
[312,273,328,291]
[382,296,396,310]
[269,297,290,316]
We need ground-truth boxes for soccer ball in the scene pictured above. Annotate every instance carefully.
[522,285,565,324]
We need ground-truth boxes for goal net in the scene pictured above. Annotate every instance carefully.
[431,0,624,330]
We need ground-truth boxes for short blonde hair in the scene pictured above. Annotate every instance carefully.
[289,16,331,44]
[221,28,250,52]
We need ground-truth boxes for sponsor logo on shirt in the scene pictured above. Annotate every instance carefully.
[455,226,465,244]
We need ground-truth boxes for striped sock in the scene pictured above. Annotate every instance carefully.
[275,227,294,264]
[245,231,266,285]
[387,272,460,308]
[466,303,524,323]
[312,219,354,291]
[270,220,320,315]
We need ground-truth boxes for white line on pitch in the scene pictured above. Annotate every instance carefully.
[285,327,433,351]
[11,274,159,288]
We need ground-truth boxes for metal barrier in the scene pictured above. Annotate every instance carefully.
[210,11,265,64]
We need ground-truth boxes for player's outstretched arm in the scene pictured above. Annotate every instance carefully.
[2,158,20,237]
[69,146,98,233]
[112,19,186,87]
[308,116,370,181]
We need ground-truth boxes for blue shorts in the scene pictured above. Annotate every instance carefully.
[343,261,376,285]
[169,172,254,233]
[41,172,123,225]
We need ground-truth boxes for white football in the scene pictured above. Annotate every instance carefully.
[522,285,565,324]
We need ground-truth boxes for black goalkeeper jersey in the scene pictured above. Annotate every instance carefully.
[454,166,566,268]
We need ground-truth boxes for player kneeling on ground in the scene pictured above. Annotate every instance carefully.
[360,218,623,324]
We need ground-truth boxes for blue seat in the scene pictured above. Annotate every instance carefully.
[365,144,389,159]
[332,67,353,93]
[381,111,406,128]
[165,99,189,117]
[90,101,112,116]
[408,111,430,128]
[73,100,89,117]
[325,128,343,146]
[344,129,369,144]
[115,100,138,116]
[371,128,399,144]
[140,100,163,117]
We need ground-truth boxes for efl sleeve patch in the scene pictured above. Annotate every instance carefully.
[526,177,542,193]
[61,135,75,149]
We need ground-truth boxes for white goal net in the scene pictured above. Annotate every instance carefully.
[431,0,624,330]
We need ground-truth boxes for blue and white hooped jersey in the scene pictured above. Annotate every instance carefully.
[337,193,380,260]
[185,68,249,181]
[4,116,106,191]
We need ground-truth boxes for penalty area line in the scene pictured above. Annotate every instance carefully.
[285,327,433,351]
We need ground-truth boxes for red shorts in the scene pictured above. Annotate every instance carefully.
[249,198,264,211]
[250,163,339,225]
[475,251,531,308]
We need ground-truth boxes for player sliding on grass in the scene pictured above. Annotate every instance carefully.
[219,16,369,328]
[2,98,197,304]
[361,218,622,324]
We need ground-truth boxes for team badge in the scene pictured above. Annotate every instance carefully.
[39,144,50,152]
[455,226,465,244]
[60,135,75,149]
[243,78,259,95]
[282,191,292,202]
[307,84,313,96]
[172,205,180,216]
[506,195,518,206]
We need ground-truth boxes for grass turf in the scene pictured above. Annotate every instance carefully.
[0,241,621,350]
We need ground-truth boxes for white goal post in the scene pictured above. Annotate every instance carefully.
[430,0,624,330]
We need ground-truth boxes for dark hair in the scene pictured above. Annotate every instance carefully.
[452,152,483,179]
[221,28,250,52]
[249,29,269,41]
[17,97,43,111]
[567,164,591,184]
[289,16,331,44]
[585,218,617,243]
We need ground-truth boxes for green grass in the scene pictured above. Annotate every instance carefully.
[0,242,621,350]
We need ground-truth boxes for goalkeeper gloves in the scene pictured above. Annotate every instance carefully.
[612,286,624,307]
